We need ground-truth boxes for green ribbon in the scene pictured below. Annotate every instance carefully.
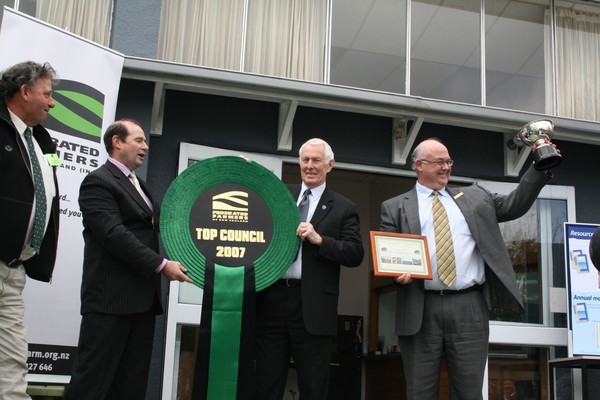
[193,262,255,400]
[207,263,245,398]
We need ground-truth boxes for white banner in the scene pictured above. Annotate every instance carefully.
[0,8,123,382]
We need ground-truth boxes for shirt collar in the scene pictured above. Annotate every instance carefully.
[108,157,132,177]
[415,181,449,198]
[8,108,28,136]
[301,182,326,200]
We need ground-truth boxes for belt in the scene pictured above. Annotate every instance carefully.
[5,258,24,269]
[426,284,481,296]
[278,278,301,287]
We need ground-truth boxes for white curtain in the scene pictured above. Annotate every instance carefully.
[157,0,245,70]
[36,0,112,46]
[548,8,600,122]
[157,0,327,82]
[244,0,327,82]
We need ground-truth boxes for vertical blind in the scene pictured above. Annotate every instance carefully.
[157,0,327,82]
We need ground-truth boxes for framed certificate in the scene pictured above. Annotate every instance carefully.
[370,231,432,279]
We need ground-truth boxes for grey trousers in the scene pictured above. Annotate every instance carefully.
[398,289,489,400]
[0,262,30,400]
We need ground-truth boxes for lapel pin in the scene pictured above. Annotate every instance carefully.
[322,205,327,210]
[453,192,464,200]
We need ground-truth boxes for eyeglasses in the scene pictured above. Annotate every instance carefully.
[419,159,454,167]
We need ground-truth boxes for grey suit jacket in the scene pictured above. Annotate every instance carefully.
[380,164,551,336]
[289,184,364,336]
[78,160,163,316]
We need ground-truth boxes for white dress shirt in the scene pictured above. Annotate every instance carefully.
[415,182,485,290]
[281,182,326,280]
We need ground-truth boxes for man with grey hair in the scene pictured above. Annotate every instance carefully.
[255,138,364,400]
[380,138,555,399]
[0,61,60,399]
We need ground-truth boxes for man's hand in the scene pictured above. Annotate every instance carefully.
[296,222,322,246]
[532,138,560,153]
[394,273,413,285]
[161,260,193,283]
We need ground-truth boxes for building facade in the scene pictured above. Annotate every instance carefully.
[2,1,600,399]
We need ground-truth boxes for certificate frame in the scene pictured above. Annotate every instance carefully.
[370,231,432,279]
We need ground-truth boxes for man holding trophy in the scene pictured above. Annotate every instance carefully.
[379,121,560,400]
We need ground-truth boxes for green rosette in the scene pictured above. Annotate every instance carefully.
[160,154,300,290]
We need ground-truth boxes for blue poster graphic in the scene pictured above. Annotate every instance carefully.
[565,223,600,356]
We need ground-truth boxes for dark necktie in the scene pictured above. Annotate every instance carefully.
[298,189,311,222]
[24,127,47,253]
[432,190,456,286]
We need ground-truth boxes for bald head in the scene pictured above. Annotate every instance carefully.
[412,139,452,190]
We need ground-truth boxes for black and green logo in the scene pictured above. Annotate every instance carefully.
[45,80,104,143]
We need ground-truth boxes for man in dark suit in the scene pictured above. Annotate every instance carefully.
[65,119,192,400]
[380,138,555,400]
[0,61,59,400]
[255,138,364,400]
[590,227,600,271]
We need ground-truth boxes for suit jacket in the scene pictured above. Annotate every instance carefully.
[289,184,364,336]
[0,100,60,282]
[78,160,163,316]
[380,164,551,336]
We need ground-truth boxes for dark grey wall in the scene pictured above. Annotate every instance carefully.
[111,0,162,58]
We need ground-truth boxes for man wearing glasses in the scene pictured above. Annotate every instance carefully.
[379,138,556,400]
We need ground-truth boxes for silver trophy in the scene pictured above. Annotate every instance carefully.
[508,119,562,170]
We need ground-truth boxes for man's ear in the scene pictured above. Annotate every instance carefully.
[327,159,335,172]
[19,84,29,99]
[111,134,122,150]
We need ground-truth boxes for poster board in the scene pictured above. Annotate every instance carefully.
[565,222,600,356]
[0,8,123,382]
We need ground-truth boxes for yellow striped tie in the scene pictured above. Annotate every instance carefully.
[432,191,456,286]
[129,171,144,196]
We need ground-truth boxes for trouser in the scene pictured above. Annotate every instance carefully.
[65,310,156,400]
[0,261,31,400]
[398,289,489,400]
[255,281,332,400]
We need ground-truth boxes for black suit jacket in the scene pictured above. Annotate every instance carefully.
[0,100,60,282]
[289,184,364,336]
[78,160,163,316]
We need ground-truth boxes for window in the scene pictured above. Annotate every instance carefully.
[553,5,600,122]
[489,199,568,324]
[410,0,481,103]
[488,345,571,400]
[157,0,245,70]
[330,0,407,93]
[13,0,112,46]
[476,182,572,326]
[485,0,548,113]
[155,0,600,119]
[245,0,327,81]
[157,0,327,81]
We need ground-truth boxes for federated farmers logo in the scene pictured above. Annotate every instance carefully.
[212,191,249,223]
[45,79,104,143]
[190,183,272,267]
